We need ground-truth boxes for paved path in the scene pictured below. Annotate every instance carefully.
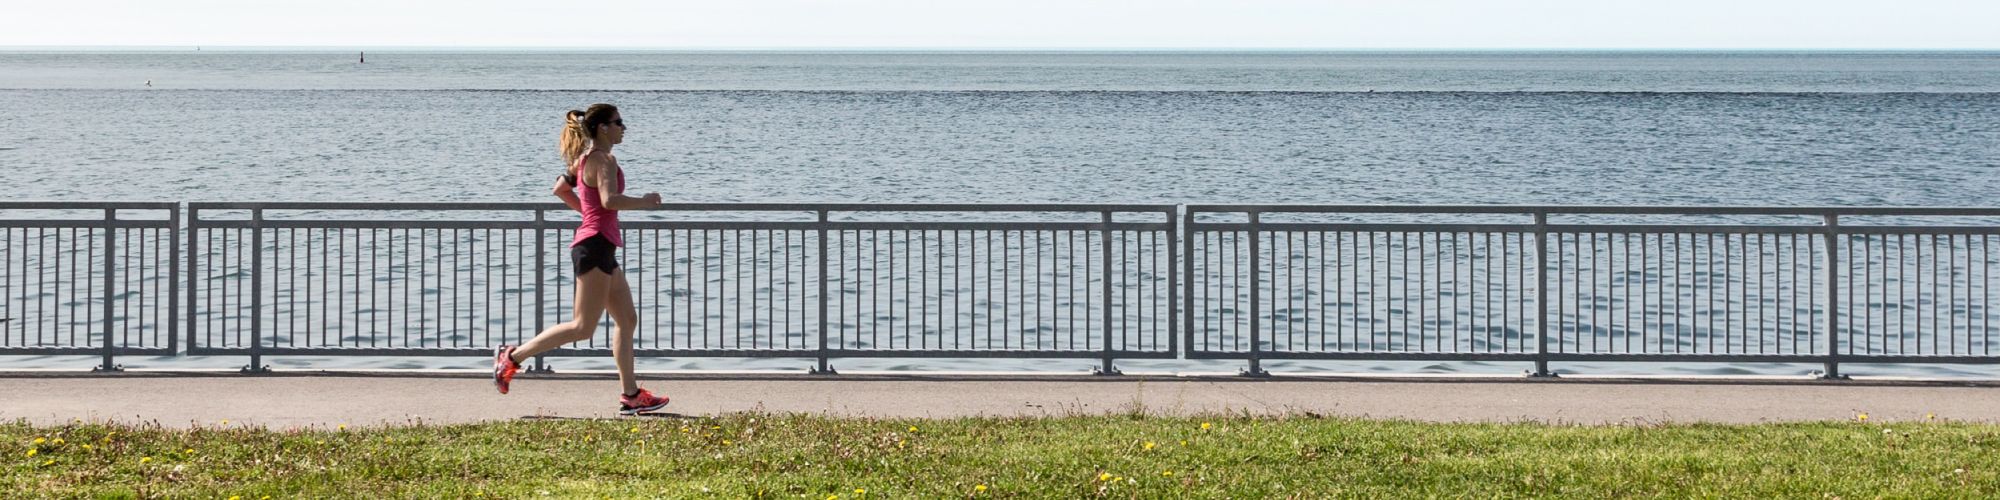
[3,372,1996,429]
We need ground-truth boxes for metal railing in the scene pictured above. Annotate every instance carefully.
[3,202,1996,376]
[0,202,179,371]
[1186,205,2000,377]
[184,203,1176,373]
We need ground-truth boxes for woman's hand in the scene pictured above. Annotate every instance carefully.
[640,193,662,206]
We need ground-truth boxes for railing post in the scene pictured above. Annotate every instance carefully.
[1821,213,1847,380]
[1168,206,1180,360]
[1242,211,1268,377]
[1182,206,1196,361]
[1096,210,1121,376]
[168,204,180,356]
[1531,212,1555,378]
[812,210,836,375]
[242,208,269,374]
[186,205,199,360]
[94,209,121,372]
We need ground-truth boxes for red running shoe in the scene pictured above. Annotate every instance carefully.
[493,345,519,394]
[619,388,670,415]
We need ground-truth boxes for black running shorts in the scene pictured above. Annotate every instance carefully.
[570,234,621,277]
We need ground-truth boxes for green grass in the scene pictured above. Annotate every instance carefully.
[5,413,1998,498]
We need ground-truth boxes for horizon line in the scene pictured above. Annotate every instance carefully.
[4,45,1999,52]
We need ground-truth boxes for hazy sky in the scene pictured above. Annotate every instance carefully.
[6,0,1997,49]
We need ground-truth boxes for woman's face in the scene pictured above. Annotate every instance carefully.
[601,112,625,145]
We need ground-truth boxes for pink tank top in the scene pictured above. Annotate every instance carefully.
[570,158,625,248]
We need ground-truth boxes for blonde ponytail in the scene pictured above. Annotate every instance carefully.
[559,109,589,174]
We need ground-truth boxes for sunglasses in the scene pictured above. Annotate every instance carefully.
[611,119,625,128]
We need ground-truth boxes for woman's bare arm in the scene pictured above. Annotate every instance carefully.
[585,153,661,211]
[552,175,582,212]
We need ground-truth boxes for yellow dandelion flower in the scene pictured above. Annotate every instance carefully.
[262,496,271,500]
[722,440,732,446]
[41,459,53,466]
[711,425,722,430]
[315,440,325,445]
[855,488,866,494]
[140,456,152,464]
[975,484,987,492]
[220,420,229,425]
[1927,413,1937,420]
[185,448,195,455]
[908,425,917,432]
[1143,441,1156,450]
[1858,413,1869,422]
[1179,440,1188,446]
[81,444,91,451]
[680,427,691,433]
[826,495,838,500]
[629,426,639,433]
[230,496,241,500]
[338,424,347,431]
[52,438,64,445]
[1162,470,1174,477]
[1200,422,1212,430]
[1098,472,1112,481]
[25,449,36,457]
[32,437,45,445]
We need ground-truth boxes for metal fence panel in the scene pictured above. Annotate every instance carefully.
[0,203,179,369]
[180,203,1176,371]
[1186,206,2000,376]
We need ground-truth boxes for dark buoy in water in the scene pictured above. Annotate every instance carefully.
[360,51,365,63]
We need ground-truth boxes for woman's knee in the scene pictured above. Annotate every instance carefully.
[610,313,639,330]
[567,319,602,340]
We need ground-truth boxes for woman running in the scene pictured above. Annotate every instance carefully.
[494,103,669,415]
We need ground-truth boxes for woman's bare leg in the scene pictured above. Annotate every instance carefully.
[513,269,612,360]
[604,268,641,395]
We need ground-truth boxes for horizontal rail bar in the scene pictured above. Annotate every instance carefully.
[189,202,1177,213]
[1189,205,2000,217]
[0,220,177,229]
[0,348,177,356]
[188,221,1168,232]
[1836,226,2000,235]
[1186,223,2000,235]
[545,349,1177,359]
[0,202,180,210]
[189,220,547,230]
[1194,223,1534,233]
[1187,352,1544,361]
[182,347,1178,359]
[186,347,826,358]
